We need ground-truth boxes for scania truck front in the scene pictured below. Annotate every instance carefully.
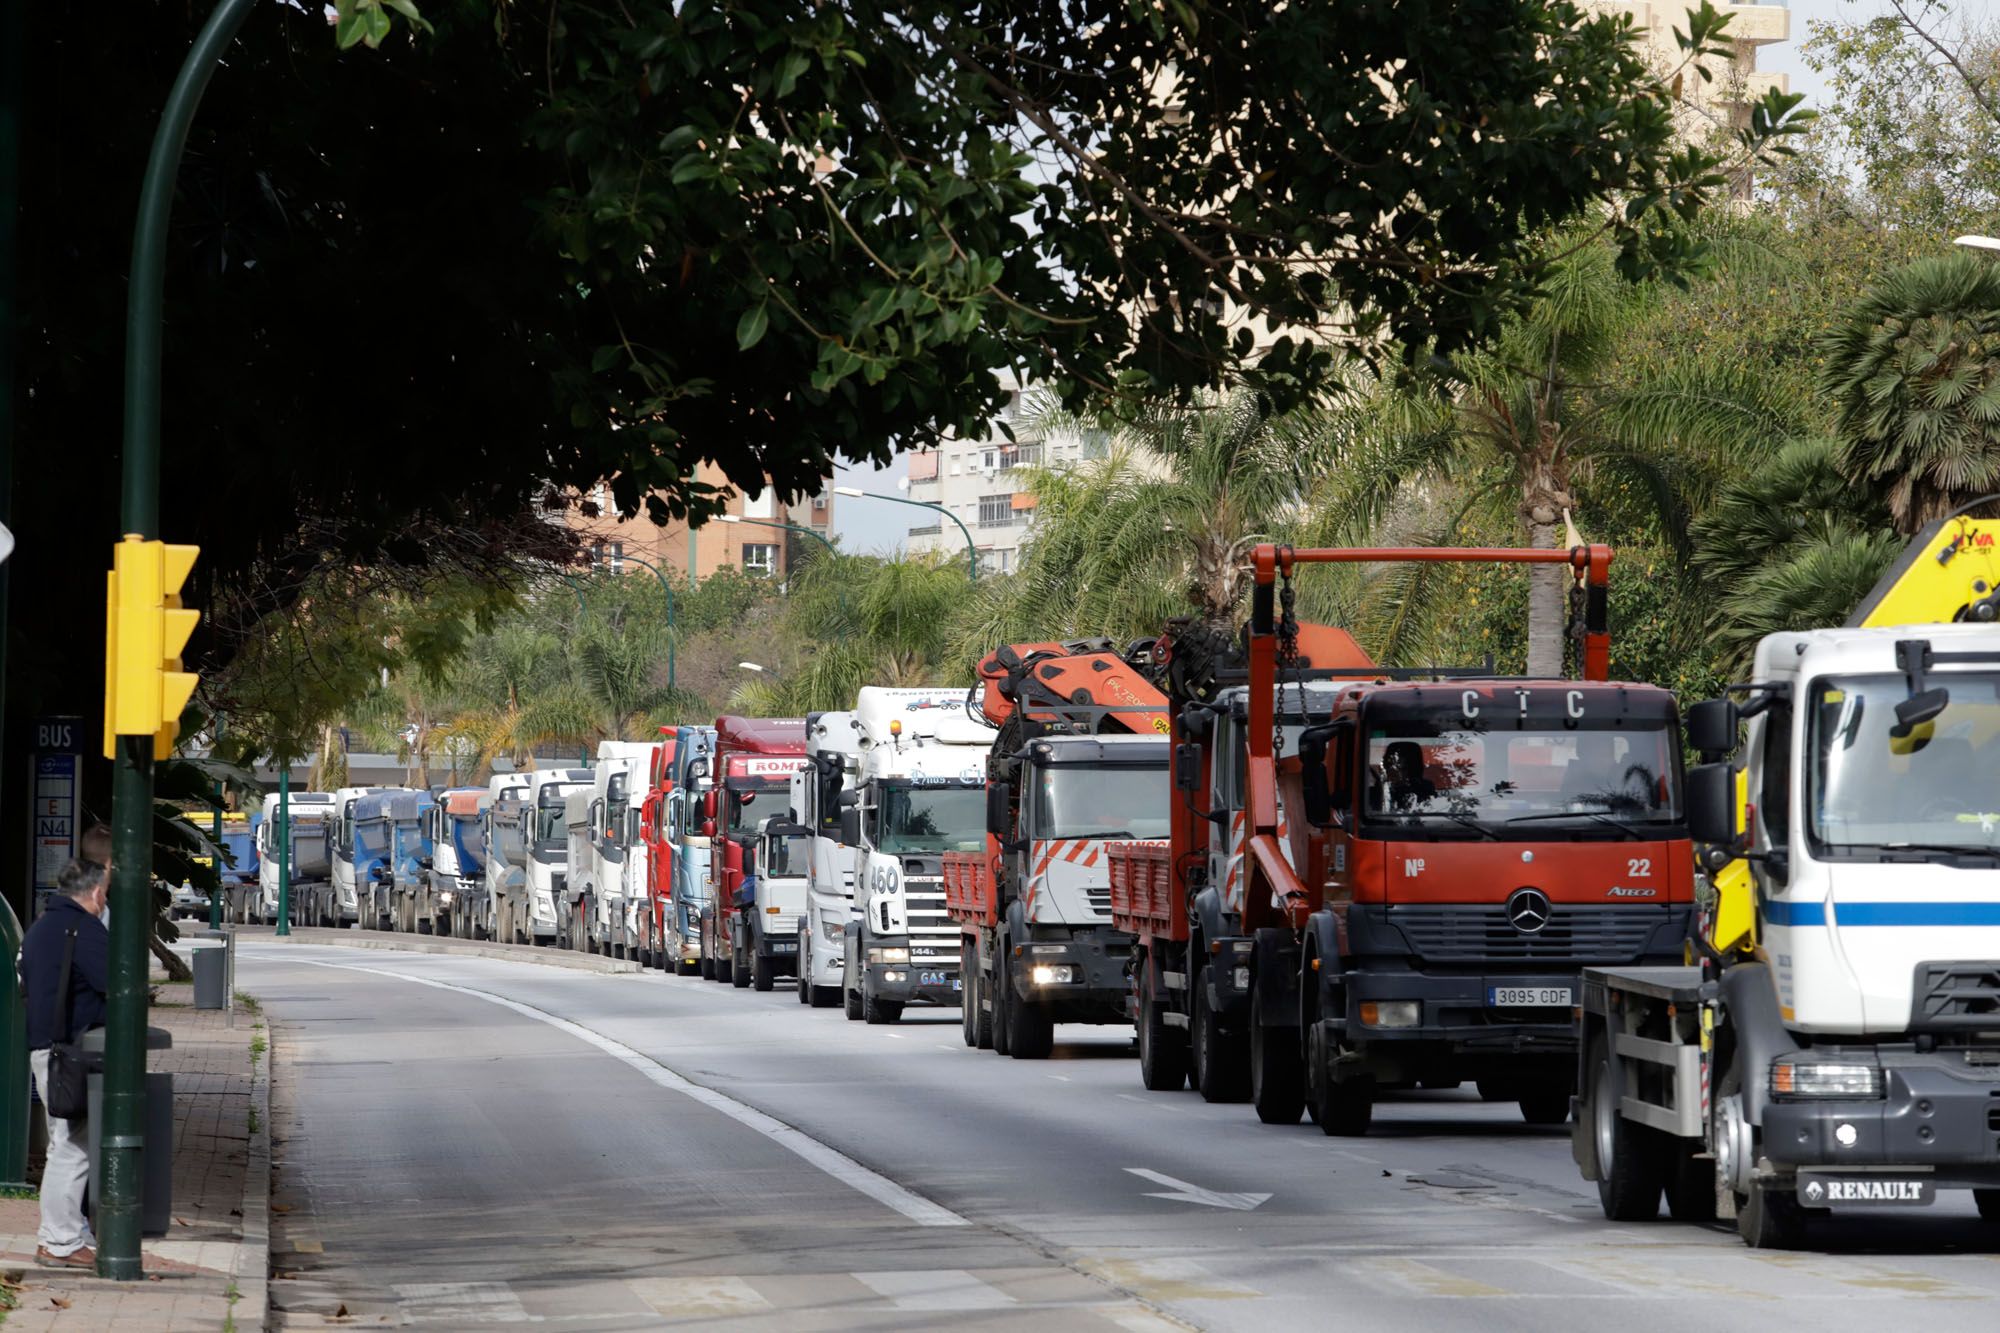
[840,688,995,1023]
[510,768,592,946]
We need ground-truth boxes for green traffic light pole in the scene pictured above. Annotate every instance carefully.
[105,0,259,1281]
[831,487,980,582]
[275,762,291,936]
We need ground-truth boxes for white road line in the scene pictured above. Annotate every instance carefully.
[1047,1074,1071,1082]
[288,959,970,1228]
[883,1032,907,1040]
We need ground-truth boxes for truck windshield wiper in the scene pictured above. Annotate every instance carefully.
[1428,812,1498,841]
[1875,842,2000,860]
[1503,811,1645,840]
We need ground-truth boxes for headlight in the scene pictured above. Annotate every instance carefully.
[1772,1060,1885,1099]
[1030,964,1076,985]
[1359,1000,1421,1028]
[869,947,910,963]
[821,919,845,945]
[439,891,455,905]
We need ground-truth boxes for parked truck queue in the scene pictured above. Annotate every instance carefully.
[228,520,2000,1251]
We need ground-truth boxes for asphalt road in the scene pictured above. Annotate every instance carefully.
[241,940,2000,1331]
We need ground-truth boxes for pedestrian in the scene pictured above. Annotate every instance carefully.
[19,856,111,1268]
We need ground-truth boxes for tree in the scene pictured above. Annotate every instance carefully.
[1824,253,2000,533]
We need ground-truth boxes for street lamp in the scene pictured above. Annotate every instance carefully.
[715,512,840,564]
[832,485,979,583]
[1955,236,2000,251]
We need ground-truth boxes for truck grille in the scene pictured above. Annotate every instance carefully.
[1913,962,2000,1031]
[1386,905,1670,964]
[906,888,958,964]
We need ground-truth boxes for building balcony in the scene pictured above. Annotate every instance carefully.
[1726,4,1788,44]
[908,524,942,537]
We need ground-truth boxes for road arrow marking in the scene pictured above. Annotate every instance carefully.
[1125,1167,1270,1211]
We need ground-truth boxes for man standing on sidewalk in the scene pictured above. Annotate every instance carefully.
[20,857,110,1268]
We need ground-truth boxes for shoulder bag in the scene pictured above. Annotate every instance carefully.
[44,927,89,1121]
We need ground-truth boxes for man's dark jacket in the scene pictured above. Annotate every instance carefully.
[20,895,109,1051]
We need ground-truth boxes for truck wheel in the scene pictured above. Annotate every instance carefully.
[1250,988,1304,1125]
[1137,978,1188,1092]
[1008,990,1055,1060]
[751,951,773,992]
[1589,1038,1665,1222]
[1192,977,1249,1103]
[844,977,863,1020]
[1518,1091,1570,1126]
[717,954,735,984]
[864,991,903,1024]
[960,943,981,1047]
[1975,1190,2000,1222]
[798,945,812,1004]
[1475,1078,1515,1102]
[991,954,1014,1056]
[1665,1141,1718,1223]
[1307,1021,1373,1136]
[1735,1177,1806,1249]
[811,983,840,1008]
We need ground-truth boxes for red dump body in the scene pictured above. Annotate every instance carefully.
[1106,839,1174,936]
[941,847,1001,927]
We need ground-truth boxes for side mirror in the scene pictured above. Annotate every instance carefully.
[1894,687,1950,737]
[986,781,1013,837]
[839,808,861,846]
[1298,721,1351,828]
[1685,699,1740,758]
[838,789,861,807]
[702,818,717,840]
[1686,762,1737,846]
[703,790,719,820]
[1174,743,1202,792]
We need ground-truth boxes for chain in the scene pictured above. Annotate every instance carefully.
[1563,568,1586,679]
[1276,562,1300,757]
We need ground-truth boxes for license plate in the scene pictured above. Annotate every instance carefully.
[1487,986,1572,1007]
[1797,1173,1934,1207]
[919,970,962,990]
[772,942,796,952]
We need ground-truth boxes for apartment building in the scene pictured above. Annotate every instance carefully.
[1584,1,1789,145]
[902,390,1108,575]
[560,462,834,583]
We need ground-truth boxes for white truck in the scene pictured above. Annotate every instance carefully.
[793,711,863,1008]
[839,687,996,1023]
[731,815,813,991]
[575,741,657,956]
[255,791,335,927]
[330,785,395,927]
[485,774,531,942]
[1575,519,2000,1247]
[422,788,490,937]
[501,767,593,945]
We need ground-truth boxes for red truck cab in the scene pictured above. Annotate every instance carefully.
[639,730,678,970]
[701,716,808,984]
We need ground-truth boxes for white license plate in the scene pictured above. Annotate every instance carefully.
[919,970,962,990]
[1488,986,1572,1007]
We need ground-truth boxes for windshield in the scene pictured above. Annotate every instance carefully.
[1808,672,2000,854]
[1361,725,1681,829]
[762,833,812,877]
[1033,764,1171,840]
[355,815,392,862]
[874,783,986,853]
[536,783,587,846]
[726,776,792,839]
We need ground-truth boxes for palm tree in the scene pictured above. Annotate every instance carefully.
[956,389,1337,655]
[1824,252,2000,533]
[1324,240,1810,675]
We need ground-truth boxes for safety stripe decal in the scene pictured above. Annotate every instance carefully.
[1766,900,2000,927]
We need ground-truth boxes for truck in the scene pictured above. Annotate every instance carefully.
[638,730,678,969]
[500,767,593,945]
[662,726,718,974]
[485,777,532,942]
[700,717,807,984]
[422,788,489,937]
[729,815,814,991]
[331,785,396,927]
[255,791,336,927]
[1109,543,1693,1135]
[839,687,996,1023]
[1574,503,2000,1247]
[791,710,864,1008]
[944,641,1172,1058]
[570,741,659,956]
[350,791,402,929]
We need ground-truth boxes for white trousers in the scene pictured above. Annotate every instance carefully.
[29,1050,94,1256]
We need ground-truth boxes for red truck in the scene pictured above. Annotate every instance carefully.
[701,716,808,985]
[637,729,678,971]
[1110,543,1693,1134]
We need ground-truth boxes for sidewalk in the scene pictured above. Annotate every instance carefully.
[0,978,270,1331]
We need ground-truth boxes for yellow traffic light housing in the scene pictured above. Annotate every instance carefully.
[102,536,200,758]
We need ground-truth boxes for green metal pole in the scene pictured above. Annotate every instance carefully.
[103,0,258,1282]
[618,553,677,692]
[840,491,979,581]
[275,763,290,936]
[208,780,222,930]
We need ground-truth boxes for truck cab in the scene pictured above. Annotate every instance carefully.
[515,768,593,945]
[384,789,434,931]
[485,780,531,942]
[700,717,807,984]
[664,726,717,973]
[257,791,334,927]
[841,688,996,1023]
[731,817,812,991]
[638,732,678,970]
[351,791,400,929]
[577,740,658,957]
[793,710,862,1007]
[425,788,489,937]
[331,786,395,926]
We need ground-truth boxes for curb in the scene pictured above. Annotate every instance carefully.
[237,1004,272,1331]
[254,927,643,975]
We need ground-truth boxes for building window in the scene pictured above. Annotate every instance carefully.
[978,493,1015,528]
[812,493,829,510]
[609,541,625,574]
[743,543,779,576]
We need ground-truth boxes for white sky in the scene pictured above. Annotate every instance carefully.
[830,0,2000,558]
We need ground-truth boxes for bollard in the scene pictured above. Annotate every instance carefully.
[0,897,28,1188]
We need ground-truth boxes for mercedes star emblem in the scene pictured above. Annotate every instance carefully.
[1506,887,1552,934]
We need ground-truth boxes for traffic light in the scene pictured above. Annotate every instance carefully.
[103,536,200,758]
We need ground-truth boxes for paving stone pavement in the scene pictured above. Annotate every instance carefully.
[0,970,270,1331]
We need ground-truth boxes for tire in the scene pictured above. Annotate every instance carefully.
[1250,987,1304,1125]
[1137,973,1189,1092]
[1975,1190,2000,1222]
[700,950,715,981]
[960,942,981,1047]
[1192,974,1249,1103]
[1519,1091,1570,1126]
[863,990,904,1025]
[1476,1078,1515,1102]
[799,949,813,1005]
[991,950,1014,1056]
[1007,982,1054,1060]
[1588,1038,1666,1222]
[717,954,735,985]
[1665,1141,1718,1223]
[811,984,840,1009]
[1736,1176,1807,1249]
[1307,1021,1373,1136]
[844,977,863,1021]
[738,948,759,990]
